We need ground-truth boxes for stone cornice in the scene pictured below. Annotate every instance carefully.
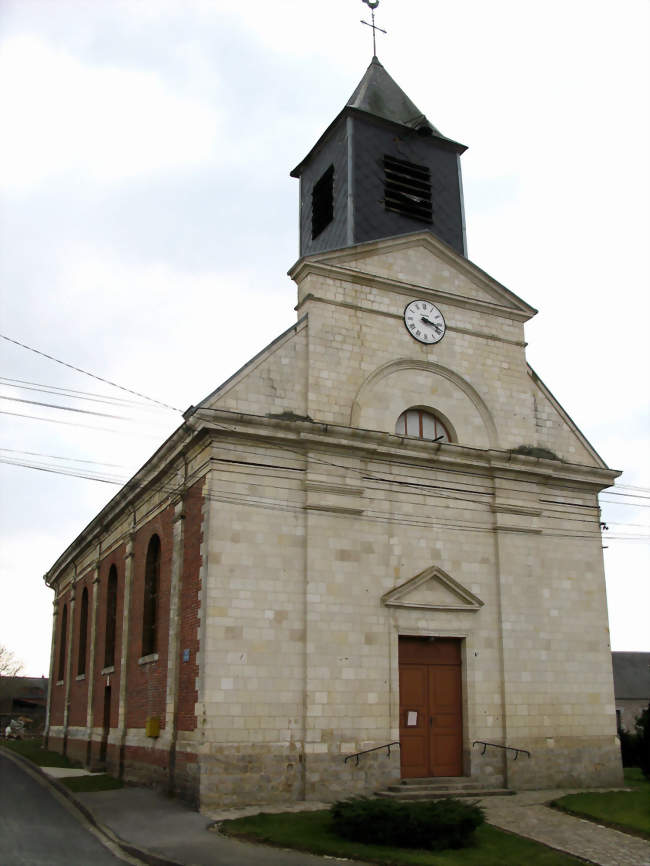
[293,261,533,323]
[296,293,526,346]
[45,406,619,589]
[289,231,537,321]
[197,408,620,490]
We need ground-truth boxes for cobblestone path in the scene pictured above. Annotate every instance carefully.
[479,790,650,866]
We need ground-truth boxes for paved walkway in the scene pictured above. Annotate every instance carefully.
[478,789,650,866]
[4,748,650,866]
[77,787,368,866]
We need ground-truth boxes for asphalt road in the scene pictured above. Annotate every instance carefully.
[0,751,133,866]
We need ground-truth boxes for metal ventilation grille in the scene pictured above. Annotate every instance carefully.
[312,164,334,239]
[383,155,432,223]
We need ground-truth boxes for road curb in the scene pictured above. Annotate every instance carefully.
[0,746,185,866]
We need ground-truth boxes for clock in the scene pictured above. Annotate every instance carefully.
[403,299,446,344]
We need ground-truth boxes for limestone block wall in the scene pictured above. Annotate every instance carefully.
[197,448,307,807]
[194,426,620,804]
[205,319,308,418]
[296,269,537,454]
[529,369,603,464]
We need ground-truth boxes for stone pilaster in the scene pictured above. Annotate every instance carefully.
[117,533,136,773]
[44,595,58,746]
[163,494,186,788]
[85,561,101,764]
[63,579,76,755]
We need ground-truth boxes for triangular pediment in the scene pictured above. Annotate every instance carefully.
[290,232,536,322]
[382,566,484,612]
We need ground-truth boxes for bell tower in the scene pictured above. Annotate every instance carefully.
[291,56,467,257]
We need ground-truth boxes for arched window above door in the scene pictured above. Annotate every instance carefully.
[396,408,451,443]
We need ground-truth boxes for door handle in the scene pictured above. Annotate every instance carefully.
[430,716,433,728]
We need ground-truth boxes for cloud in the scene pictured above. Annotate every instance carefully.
[0,35,220,191]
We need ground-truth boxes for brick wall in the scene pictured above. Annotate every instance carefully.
[93,548,125,729]
[126,508,173,730]
[49,586,71,727]
[67,571,93,727]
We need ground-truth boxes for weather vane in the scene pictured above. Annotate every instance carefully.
[361,0,387,58]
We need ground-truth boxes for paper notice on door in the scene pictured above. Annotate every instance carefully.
[407,711,417,726]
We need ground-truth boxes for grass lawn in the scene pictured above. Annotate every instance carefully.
[550,768,650,839]
[1,739,123,792]
[220,809,585,866]
[1,739,77,768]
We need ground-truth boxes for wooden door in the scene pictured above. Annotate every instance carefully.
[399,637,462,778]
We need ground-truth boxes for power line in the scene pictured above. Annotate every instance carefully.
[0,457,126,485]
[0,333,182,413]
[7,454,648,543]
[0,377,174,413]
[0,447,128,469]
[0,408,167,437]
[0,393,157,422]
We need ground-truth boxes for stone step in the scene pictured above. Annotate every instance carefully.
[387,783,479,793]
[397,777,481,788]
[376,787,513,801]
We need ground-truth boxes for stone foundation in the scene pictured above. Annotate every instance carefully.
[505,737,623,790]
[198,742,402,808]
[467,744,506,787]
[304,748,401,802]
[199,743,304,809]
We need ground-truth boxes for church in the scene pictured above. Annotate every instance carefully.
[44,55,623,808]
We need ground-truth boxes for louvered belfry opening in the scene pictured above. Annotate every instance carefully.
[311,164,334,239]
[383,155,432,223]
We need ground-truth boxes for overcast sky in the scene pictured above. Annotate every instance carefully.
[1,0,648,677]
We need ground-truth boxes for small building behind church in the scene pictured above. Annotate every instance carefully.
[44,57,623,808]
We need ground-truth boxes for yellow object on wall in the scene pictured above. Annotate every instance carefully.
[145,716,160,738]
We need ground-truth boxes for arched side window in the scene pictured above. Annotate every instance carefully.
[142,534,160,657]
[104,566,118,669]
[77,587,89,676]
[396,408,451,443]
[58,604,68,682]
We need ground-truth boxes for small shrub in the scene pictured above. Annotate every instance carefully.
[635,703,650,780]
[330,796,484,850]
[619,728,640,767]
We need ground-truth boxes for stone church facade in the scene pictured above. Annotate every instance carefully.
[44,58,623,808]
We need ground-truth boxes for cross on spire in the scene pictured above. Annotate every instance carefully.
[361,0,387,58]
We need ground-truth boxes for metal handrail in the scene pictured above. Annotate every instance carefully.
[344,741,400,766]
[473,740,531,760]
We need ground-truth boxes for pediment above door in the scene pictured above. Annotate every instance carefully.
[382,566,484,612]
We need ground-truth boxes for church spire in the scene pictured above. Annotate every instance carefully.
[291,59,467,258]
[345,55,441,136]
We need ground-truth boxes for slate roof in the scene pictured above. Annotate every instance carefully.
[346,55,441,133]
[291,57,465,178]
[612,652,650,699]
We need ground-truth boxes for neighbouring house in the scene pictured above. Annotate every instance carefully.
[0,676,48,733]
[43,56,623,809]
[612,652,650,732]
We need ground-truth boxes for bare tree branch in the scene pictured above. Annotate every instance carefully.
[0,644,24,678]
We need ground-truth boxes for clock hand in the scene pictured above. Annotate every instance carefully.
[421,316,442,332]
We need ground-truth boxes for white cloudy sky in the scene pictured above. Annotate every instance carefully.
[1,0,648,677]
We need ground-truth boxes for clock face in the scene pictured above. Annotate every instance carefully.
[403,300,446,344]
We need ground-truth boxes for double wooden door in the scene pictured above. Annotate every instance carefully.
[399,637,463,778]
